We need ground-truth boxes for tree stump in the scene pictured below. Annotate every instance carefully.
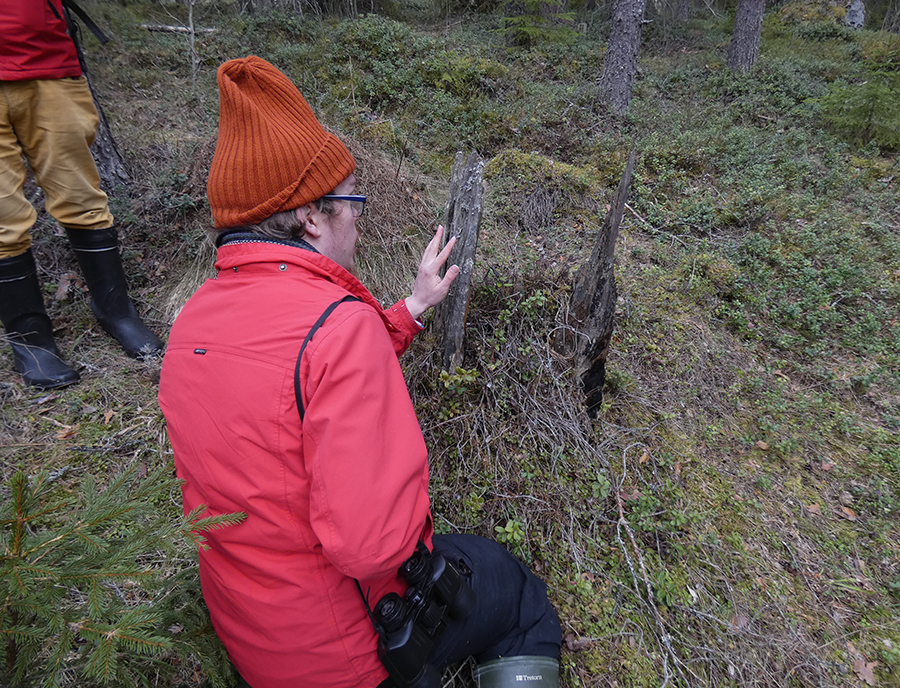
[434,151,485,372]
[556,150,635,417]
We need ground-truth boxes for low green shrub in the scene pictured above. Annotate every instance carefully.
[819,73,900,149]
[791,20,856,41]
[497,0,577,48]
[0,466,243,688]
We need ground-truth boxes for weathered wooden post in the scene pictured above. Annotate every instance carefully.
[434,151,485,372]
[555,151,635,416]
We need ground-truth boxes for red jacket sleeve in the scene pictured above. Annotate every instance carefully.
[383,299,422,356]
[300,304,431,580]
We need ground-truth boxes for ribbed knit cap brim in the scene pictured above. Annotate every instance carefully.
[207,56,355,228]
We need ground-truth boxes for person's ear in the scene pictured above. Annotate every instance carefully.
[296,204,322,238]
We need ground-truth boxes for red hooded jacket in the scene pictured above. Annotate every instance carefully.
[0,0,81,81]
[159,239,433,688]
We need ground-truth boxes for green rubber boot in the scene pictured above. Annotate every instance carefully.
[474,656,560,688]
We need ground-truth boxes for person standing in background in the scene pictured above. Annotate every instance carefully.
[0,0,163,389]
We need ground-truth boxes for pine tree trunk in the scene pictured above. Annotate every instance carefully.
[599,0,648,117]
[85,73,131,190]
[727,0,765,73]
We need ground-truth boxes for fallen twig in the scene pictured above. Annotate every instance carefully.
[140,23,215,34]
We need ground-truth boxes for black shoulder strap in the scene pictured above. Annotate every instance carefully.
[294,296,361,421]
[61,0,110,45]
[292,296,378,639]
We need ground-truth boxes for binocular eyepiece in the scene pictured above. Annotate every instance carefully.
[373,543,476,688]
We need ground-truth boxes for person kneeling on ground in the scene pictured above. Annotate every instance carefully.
[158,56,561,688]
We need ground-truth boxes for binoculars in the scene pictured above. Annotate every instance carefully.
[373,543,476,688]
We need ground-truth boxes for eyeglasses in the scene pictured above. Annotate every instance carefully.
[322,194,367,218]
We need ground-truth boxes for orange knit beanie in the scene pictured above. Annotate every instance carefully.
[207,56,355,228]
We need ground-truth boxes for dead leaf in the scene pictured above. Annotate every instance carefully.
[639,452,650,464]
[728,614,750,632]
[52,272,77,301]
[821,460,835,472]
[853,658,878,686]
[755,441,770,450]
[565,633,592,652]
[54,424,79,440]
[839,506,857,521]
[673,462,682,478]
[104,410,116,425]
[807,503,821,515]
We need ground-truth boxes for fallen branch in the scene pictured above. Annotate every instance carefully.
[140,24,215,34]
[624,202,690,249]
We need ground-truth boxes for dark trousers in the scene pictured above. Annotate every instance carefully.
[238,534,561,688]
[376,533,562,686]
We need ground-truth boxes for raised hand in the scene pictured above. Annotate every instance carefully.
[404,225,460,321]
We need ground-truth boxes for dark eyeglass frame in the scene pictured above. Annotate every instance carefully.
[321,194,367,218]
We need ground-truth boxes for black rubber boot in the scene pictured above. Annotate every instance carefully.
[474,656,560,688]
[0,250,80,389]
[66,227,164,359]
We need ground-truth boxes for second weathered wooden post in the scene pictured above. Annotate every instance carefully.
[434,151,485,372]
[555,150,635,416]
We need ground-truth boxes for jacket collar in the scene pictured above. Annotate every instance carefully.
[215,230,317,253]
[212,233,387,315]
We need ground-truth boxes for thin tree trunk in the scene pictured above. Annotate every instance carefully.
[187,0,198,89]
[884,0,900,31]
[727,0,764,73]
[599,0,648,117]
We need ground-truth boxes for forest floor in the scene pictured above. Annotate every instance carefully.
[1,2,898,687]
